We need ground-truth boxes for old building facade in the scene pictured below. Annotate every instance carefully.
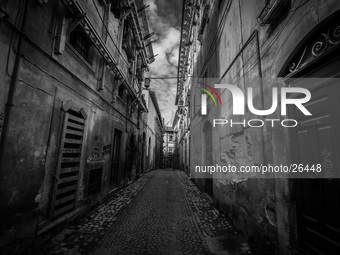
[142,89,164,171]
[163,126,175,168]
[177,0,340,254]
[0,0,156,252]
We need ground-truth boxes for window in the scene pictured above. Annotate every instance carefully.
[257,0,291,26]
[218,0,223,9]
[122,18,136,60]
[118,85,125,99]
[69,26,92,62]
[136,54,144,81]
[110,0,124,17]
[129,60,136,74]
[198,4,210,42]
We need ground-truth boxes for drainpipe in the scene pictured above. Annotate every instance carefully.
[0,0,29,171]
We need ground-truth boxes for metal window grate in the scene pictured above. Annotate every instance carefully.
[70,27,90,60]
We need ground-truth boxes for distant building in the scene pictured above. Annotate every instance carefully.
[0,0,155,252]
[163,126,175,168]
[177,0,340,254]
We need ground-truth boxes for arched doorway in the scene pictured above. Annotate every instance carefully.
[282,11,340,254]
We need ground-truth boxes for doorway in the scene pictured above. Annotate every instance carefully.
[283,13,340,253]
[111,129,121,185]
[289,76,340,254]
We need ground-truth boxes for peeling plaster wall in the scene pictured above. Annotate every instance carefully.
[189,0,340,254]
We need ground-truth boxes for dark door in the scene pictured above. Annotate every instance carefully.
[288,57,340,254]
[111,129,121,184]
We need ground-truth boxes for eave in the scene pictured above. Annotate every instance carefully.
[175,0,193,105]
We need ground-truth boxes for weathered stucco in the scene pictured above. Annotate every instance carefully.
[0,0,160,253]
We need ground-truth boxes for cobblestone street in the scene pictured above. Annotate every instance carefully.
[2,1,340,254]
[38,169,250,255]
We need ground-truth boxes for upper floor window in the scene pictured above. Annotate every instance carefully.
[69,26,92,62]
[122,18,136,61]
[118,85,125,99]
[110,0,124,17]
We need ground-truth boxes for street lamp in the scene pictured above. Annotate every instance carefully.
[144,77,151,89]
[140,75,183,93]
[136,77,151,94]
[143,76,180,88]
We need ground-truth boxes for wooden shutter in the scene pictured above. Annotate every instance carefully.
[50,108,86,218]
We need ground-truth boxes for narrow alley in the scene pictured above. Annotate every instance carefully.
[1,0,340,254]
[38,169,250,255]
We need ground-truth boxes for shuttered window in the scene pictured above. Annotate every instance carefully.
[50,109,86,218]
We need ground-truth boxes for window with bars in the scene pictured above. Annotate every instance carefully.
[69,26,92,62]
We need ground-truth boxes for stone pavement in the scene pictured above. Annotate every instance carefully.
[37,169,251,255]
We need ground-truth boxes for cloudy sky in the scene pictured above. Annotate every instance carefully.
[144,0,182,125]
